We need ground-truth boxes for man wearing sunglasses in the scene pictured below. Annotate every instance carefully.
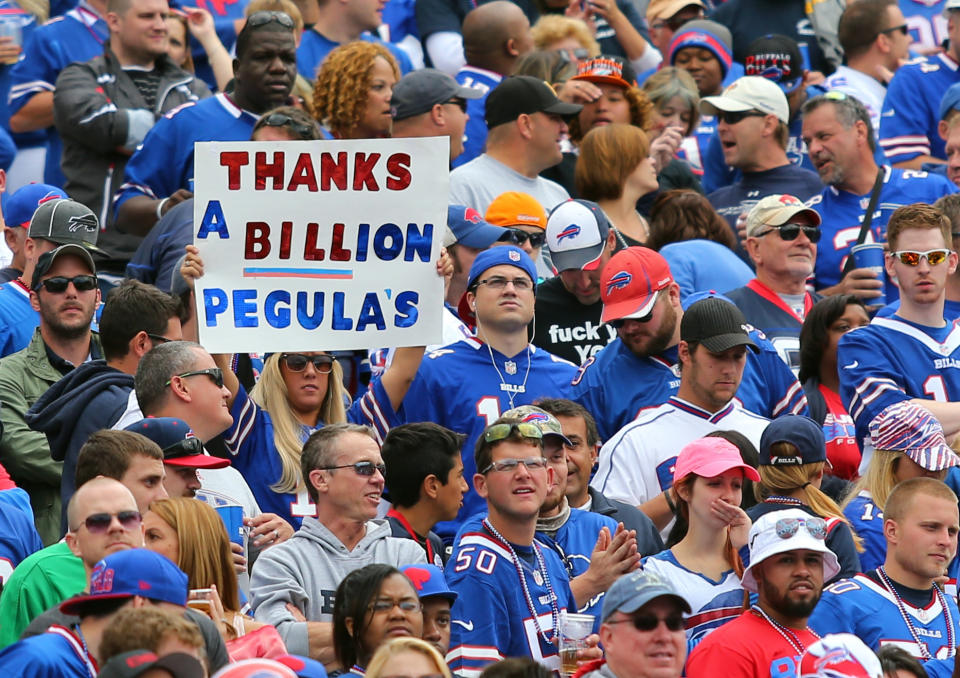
[725,195,822,373]
[837,204,960,453]
[0,199,103,545]
[485,191,551,279]
[579,570,690,678]
[687,508,839,677]
[701,76,823,248]
[809,478,960,665]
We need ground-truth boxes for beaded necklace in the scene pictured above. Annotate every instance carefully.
[483,517,560,644]
[750,605,819,656]
[764,496,804,506]
[875,567,955,660]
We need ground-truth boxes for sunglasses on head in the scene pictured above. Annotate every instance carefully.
[165,367,224,389]
[716,110,767,125]
[755,223,822,243]
[74,510,142,534]
[774,516,827,541]
[247,10,294,28]
[163,437,204,458]
[484,422,544,444]
[500,229,546,248]
[607,612,686,632]
[890,249,951,266]
[260,112,318,140]
[320,460,386,476]
[35,274,98,293]
[281,353,336,373]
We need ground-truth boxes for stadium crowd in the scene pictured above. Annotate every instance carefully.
[6,0,960,676]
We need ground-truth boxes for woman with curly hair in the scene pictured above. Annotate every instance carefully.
[312,42,400,139]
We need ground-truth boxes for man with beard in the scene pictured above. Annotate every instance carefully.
[686,508,839,677]
[809,478,960,664]
[0,199,102,545]
[801,92,956,305]
[571,247,805,441]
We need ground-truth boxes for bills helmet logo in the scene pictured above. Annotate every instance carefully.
[521,412,550,423]
[403,566,432,591]
[557,224,581,244]
[606,270,632,295]
[464,207,482,224]
[68,213,98,233]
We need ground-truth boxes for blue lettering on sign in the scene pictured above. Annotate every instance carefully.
[265,290,291,327]
[357,292,387,331]
[297,292,324,329]
[404,223,433,262]
[332,292,353,330]
[203,288,228,326]
[233,289,258,327]
[373,223,404,260]
[356,223,370,261]
[197,200,229,239]
[395,291,419,328]
[655,456,678,491]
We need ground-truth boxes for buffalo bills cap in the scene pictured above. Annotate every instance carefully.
[870,401,960,471]
[503,404,573,447]
[599,246,674,323]
[546,199,612,272]
[680,296,758,353]
[402,564,458,603]
[61,549,189,615]
[98,651,205,678]
[446,204,508,248]
[759,415,827,466]
[4,183,67,228]
[466,245,538,290]
[124,417,231,470]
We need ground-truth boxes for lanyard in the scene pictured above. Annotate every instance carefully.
[387,508,435,564]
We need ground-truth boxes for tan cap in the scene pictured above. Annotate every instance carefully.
[700,75,789,124]
[646,0,704,22]
[745,194,822,237]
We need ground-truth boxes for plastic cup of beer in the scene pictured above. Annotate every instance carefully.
[187,588,213,613]
[559,612,594,676]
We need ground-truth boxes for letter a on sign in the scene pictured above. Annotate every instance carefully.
[197,200,230,239]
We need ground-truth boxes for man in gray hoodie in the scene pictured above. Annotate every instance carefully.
[249,423,426,665]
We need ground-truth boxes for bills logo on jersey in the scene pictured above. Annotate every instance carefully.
[606,271,632,295]
[557,225,581,244]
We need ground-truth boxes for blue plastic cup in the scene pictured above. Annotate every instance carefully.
[851,242,887,306]
[215,504,245,547]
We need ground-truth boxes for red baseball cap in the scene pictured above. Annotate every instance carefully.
[600,247,674,323]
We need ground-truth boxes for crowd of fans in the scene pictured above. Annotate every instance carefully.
[5,0,960,676]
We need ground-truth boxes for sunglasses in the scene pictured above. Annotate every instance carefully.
[880,24,908,36]
[653,11,703,32]
[755,223,822,243]
[260,112,318,140]
[774,516,827,541]
[75,510,142,534]
[369,598,423,613]
[247,10,294,28]
[501,229,546,249]
[716,110,767,125]
[147,333,172,344]
[484,422,544,444]
[890,249,951,266]
[163,437,204,458]
[35,274,98,293]
[609,310,654,329]
[481,456,548,474]
[320,460,387,476]
[607,613,686,632]
[281,353,336,373]
[444,98,467,113]
[165,367,224,388]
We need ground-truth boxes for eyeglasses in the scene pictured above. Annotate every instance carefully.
[74,510,142,534]
[501,229,546,249]
[281,353,336,373]
[474,276,534,292]
[320,461,387,476]
[481,456,548,474]
[369,598,423,614]
[260,112,318,140]
[755,223,822,243]
[165,367,224,388]
[35,274,98,293]
[247,10,294,28]
[774,516,828,541]
[606,613,686,632]
[444,98,467,113]
[163,437,204,458]
[880,24,908,36]
[146,333,172,344]
[716,110,767,125]
[890,249,951,266]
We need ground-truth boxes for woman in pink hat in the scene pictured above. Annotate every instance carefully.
[640,437,759,650]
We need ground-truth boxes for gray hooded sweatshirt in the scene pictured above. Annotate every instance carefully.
[249,517,426,654]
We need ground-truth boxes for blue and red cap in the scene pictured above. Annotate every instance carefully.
[870,401,960,471]
[445,204,508,249]
[3,183,67,228]
[402,564,458,603]
[275,654,328,678]
[124,417,230,469]
[61,549,189,615]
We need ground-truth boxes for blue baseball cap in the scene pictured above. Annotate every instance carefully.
[759,414,827,466]
[446,205,508,249]
[3,183,67,228]
[941,83,960,122]
[61,549,189,615]
[466,245,537,291]
[402,564,458,603]
[124,417,230,469]
[601,570,690,622]
[275,655,328,678]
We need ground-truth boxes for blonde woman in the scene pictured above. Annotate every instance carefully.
[844,401,960,572]
[365,637,451,678]
[745,415,862,583]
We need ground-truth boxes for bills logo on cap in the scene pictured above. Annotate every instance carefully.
[606,270,632,295]
[557,224,581,244]
[769,455,802,465]
[38,191,61,206]
[464,207,483,224]
[509,250,521,262]
[404,566,431,591]
[90,566,116,593]
[521,412,549,423]
[778,195,802,206]
[68,213,98,233]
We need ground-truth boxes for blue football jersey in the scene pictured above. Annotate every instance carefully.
[880,54,960,164]
[0,627,96,677]
[725,281,815,374]
[571,331,806,442]
[222,380,399,527]
[397,337,577,541]
[114,93,259,212]
[807,166,957,299]
[900,0,950,52]
[295,30,412,81]
[838,316,960,443]
[452,66,500,169]
[0,280,38,359]
[842,491,887,573]
[810,572,960,661]
[446,518,577,677]
[0,501,42,591]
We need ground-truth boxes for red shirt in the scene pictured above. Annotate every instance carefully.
[820,385,860,480]
[686,609,819,678]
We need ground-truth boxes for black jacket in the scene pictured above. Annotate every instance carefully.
[587,486,664,556]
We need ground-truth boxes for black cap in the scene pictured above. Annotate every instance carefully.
[98,650,205,678]
[744,34,804,93]
[759,414,828,466]
[680,297,759,353]
[484,75,583,129]
[391,69,483,121]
